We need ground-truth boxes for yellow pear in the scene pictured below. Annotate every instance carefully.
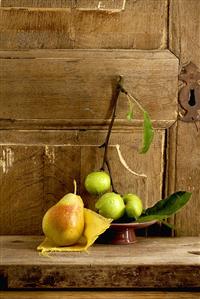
[42,181,84,246]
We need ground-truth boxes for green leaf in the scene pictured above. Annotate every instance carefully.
[160,220,175,230]
[139,111,154,154]
[145,191,192,216]
[136,214,168,223]
[126,100,134,121]
[126,110,134,121]
[137,191,192,223]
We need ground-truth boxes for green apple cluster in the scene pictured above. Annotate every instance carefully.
[84,171,143,221]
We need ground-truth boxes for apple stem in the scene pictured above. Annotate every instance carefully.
[73,179,77,195]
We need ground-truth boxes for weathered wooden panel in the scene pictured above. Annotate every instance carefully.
[0,50,178,128]
[174,122,200,236]
[0,0,168,49]
[1,291,200,299]
[1,0,126,10]
[169,0,200,67]
[165,123,177,234]
[0,146,44,235]
[1,0,72,7]
[169,0,200,236]
[0,138,81,235]
[1,236,200,289]
[0,129,164,235]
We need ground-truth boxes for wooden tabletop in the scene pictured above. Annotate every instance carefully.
[1,236,200,289]
[1,291,200,299]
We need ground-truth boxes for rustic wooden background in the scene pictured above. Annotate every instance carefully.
[0,0,199,236]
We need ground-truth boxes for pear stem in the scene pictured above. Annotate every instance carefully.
[73,180,77,195]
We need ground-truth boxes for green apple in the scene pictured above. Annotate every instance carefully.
[123,194,143,219]
[95,192,125,220]
[84,171,111,195]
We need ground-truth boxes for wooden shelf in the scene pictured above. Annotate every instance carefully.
[1,236,200,289]
[1,291,200,299]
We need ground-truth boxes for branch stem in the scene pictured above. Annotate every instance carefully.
[99,76,122,193]
[99,75,146,193]
[118,80,145,113]
[105,160,116,193]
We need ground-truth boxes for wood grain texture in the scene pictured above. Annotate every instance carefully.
[0,119,176,130]
[1,291,200,299]
[169,0,200,67]
[1,0,72,8]
[0,49,178,127]
[1,236,200,289]
[0,129,165,235]
[0,0,168,49]
[1,0,126,10]
[165,122,177,235]
[174,122,200,236]
[169,0,200,236]
[0,146,44,235]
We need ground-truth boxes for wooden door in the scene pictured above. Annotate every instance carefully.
[0,0,199,237]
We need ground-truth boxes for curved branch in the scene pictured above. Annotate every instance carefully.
[115,144,147,178]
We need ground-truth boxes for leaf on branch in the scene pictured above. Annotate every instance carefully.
[126,98,134,121]
[126,109,134,121]
[136,214,168,222]
[136,191,192,222]
[139,111,154,154]
[160,220,175,230]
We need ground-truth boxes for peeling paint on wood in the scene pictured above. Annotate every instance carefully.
[45,146,55,164]
[0,148,14,174]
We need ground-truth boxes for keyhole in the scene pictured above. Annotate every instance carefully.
[188,89,196,106]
